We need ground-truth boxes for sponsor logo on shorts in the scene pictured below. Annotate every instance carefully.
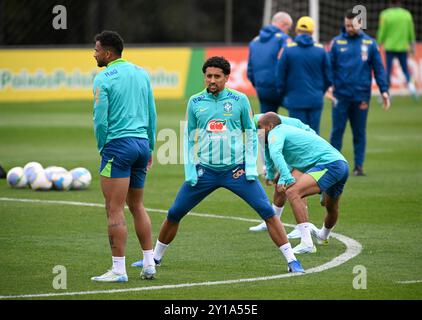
[232,168,245,179]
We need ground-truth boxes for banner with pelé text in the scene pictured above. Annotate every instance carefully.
[0,48,192,101]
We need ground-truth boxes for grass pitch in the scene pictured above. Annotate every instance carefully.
[0,96,421,300]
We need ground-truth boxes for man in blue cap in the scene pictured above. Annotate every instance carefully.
[275,16,332,134]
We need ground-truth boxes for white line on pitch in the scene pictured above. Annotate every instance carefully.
[0,197,362,299]
[396,280,422,284]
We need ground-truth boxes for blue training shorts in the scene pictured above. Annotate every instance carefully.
[167,164,275,223]
[306,160,349,199]
[99,137,150,188]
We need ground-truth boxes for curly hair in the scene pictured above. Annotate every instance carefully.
[202,56,231,75]
[94,30,124,55]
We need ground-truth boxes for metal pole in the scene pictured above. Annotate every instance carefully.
[309,0,319,42]
[263,0,273,26]
[225,0,233,44]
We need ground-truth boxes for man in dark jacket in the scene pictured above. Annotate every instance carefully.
[247,11,292,113]
[329,10,390,176]
[275,16,332,134]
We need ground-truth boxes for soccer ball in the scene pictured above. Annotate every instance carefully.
[45,166,67,182]
[6,167,28,188]
[51,171,73,191]
[23,161,44,184]
[70,167,92,190]
[30,170,52,191]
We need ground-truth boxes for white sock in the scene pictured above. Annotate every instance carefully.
[408,81,416,93]
[320,224,332,240]
[280,243,296,263]
[153,240,169,261]
[112,256,126,275]
[143,249,154,267]
[272,204,284,218]
[298,222,313,247]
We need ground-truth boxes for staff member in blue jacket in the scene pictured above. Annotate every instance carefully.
[275,16,332,134]
[247,11,292,113]
[329,10,390,176]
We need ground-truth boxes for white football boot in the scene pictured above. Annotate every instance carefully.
[249,221,267,232]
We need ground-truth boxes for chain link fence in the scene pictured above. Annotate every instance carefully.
[0,0,264,45]
[1,0,421,45]
[272,0,421,43]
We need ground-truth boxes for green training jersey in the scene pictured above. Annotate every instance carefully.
[184,88,258,186]
[93,58,157,153]
[377,7,415,52]
[253,113,317,181]
[253,113,315,134]
[267,124,347,186]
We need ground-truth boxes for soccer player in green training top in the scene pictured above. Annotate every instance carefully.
[91,30,157,283]
[132,56,305,273]
[377,0,417,98]
[258,112,349,254]
[249,113,315,232]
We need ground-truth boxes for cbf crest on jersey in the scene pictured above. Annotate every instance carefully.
[223,102,233,113]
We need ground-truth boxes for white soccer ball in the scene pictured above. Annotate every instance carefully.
[45,166,67,182]
[6,167,28,188]
[23,162,44,185]
[30,170,52,191]
[51,171,73,191]
[70,167,92,190]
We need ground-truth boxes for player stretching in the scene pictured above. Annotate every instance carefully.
[259,112,349,253]
[132,56,305,273]
[249,113,315,232]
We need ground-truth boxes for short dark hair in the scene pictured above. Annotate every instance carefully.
[261,112,281,128]
[345,9,359,20]
[202,56,231,75]
[94,30,124,56]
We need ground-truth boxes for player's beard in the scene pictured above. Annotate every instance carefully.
[207,83,220,94]
[96,58,107,68]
